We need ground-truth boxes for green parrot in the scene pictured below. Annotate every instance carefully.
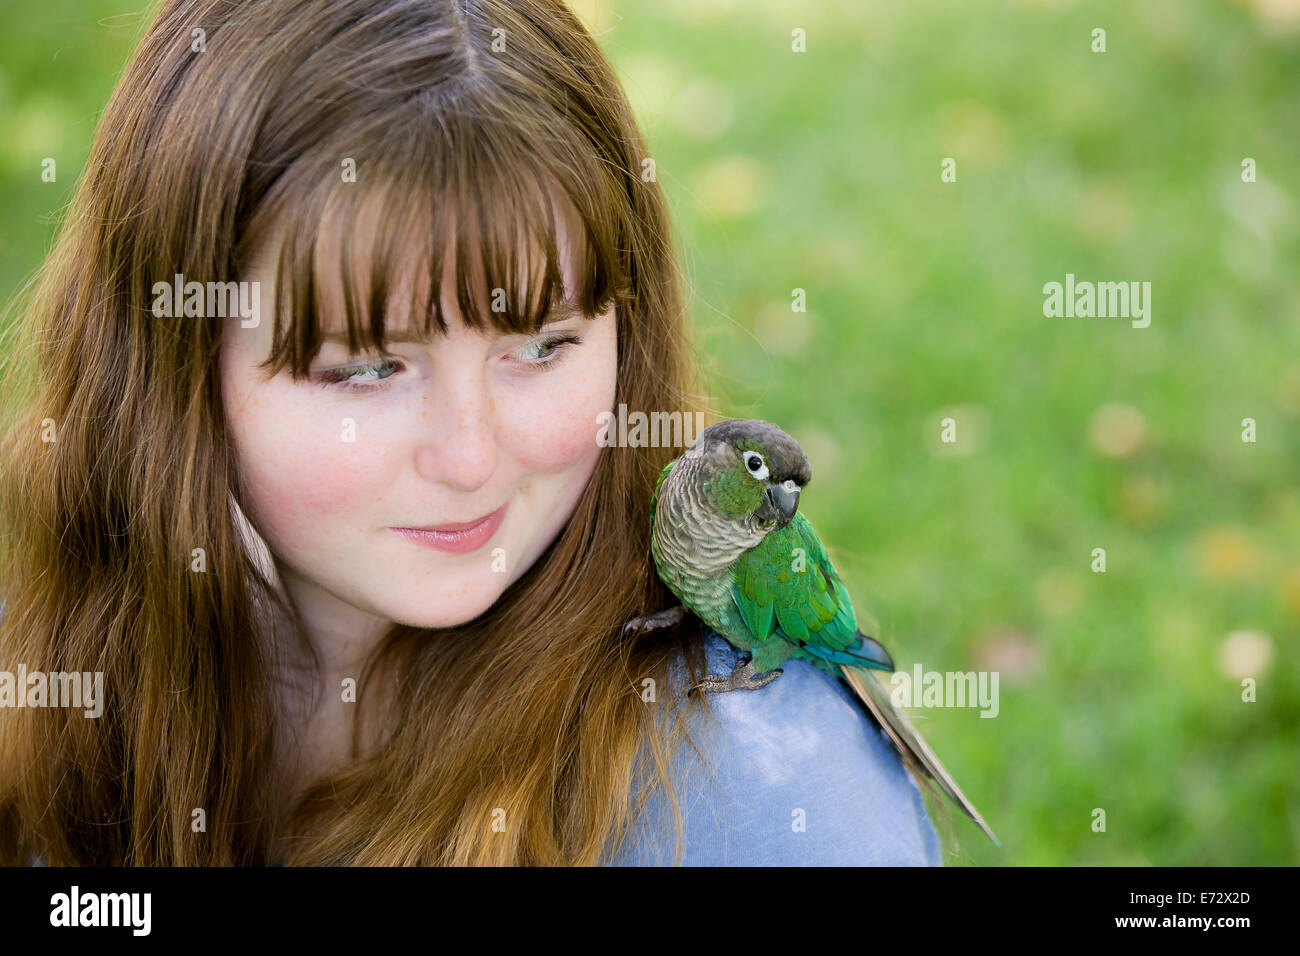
[624,417,998,845]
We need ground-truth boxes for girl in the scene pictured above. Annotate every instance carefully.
[0,0,942,865]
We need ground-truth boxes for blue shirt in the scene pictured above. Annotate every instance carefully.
[604,627,943,865]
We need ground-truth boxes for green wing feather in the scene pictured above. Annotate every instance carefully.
[730,512,888,672]
[648,459,676,536]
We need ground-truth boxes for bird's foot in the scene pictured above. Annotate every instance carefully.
[688,658,783,696]
[621,605,687,637]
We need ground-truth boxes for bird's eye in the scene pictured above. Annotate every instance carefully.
[742,451,769,480]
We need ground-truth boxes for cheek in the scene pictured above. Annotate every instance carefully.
[231,384,396,520]
[499,345,615,473]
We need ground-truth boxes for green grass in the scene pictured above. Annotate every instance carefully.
[3,0,1297,864]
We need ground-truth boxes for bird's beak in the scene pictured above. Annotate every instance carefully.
[756,480,800,531]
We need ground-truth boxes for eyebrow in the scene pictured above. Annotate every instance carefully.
[319,301,586,345]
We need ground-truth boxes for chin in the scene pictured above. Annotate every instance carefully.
[382,586,504,631]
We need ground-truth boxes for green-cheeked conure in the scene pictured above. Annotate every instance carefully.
[625,418,998,846]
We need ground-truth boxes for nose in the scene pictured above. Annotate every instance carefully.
[413,364,499,492]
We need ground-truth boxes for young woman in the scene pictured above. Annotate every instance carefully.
[0,0,943,865]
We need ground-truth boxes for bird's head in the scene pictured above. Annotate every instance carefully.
[680,419,811,533]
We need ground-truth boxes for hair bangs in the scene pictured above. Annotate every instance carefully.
[253,108,632,380]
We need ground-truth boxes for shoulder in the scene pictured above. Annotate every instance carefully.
[607,628,943,866]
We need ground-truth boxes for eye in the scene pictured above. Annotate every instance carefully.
[742,450,768,480]
[314,356,403,392]
[510,332,582,369]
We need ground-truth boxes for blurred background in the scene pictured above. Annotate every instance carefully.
[1,0,1296,864]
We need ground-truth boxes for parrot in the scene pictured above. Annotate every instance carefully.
[623,417,999,846]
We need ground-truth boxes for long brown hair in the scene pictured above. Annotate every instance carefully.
[0,0,719,865]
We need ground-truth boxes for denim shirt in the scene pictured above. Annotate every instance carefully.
[604,627,943,866]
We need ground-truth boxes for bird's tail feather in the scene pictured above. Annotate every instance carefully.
[841,660,1000,847]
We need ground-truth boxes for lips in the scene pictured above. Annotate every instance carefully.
[405,511,501,533]
[389,503,508,554]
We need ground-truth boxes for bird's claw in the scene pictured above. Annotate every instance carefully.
[621,605,687,637]
[688,659,783,695]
